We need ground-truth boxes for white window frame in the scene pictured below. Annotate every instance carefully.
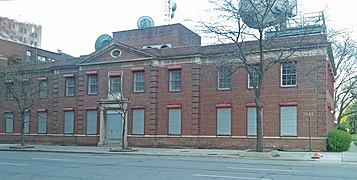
[6,82,14,100]
[22,81,30,99]
[87,74,98,95]
[133,71,145,93]
[169,70,182,92]
[248,65,259,89]
[218,67,231,90]
[281,62,297,87]
[39,80,48,98]
[109,76,122,95]
[65,77,75,97]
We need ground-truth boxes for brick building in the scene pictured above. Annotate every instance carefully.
[0,23,334,151]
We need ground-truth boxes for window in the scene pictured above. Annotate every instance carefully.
[6,82,14,100]
[247,107,257,136]
[218,67,231,90]
[23,112,29,134]
[65,77,75,97]
[39,80,47,98]
[26,50,32,61]
[132,109,144,135]
[168,108,181,134]
[281,62,296,86]
[133,71,144,92]
[37,56,46,62]
[110,49,122,58]
[37,112,47,134]
[217,108,231,135]
[110,76,121,94]
[87,75,98,95]
[5,112,13,133]
[64,111,74,134]
[22,81,30,99]
[169,70,181,92]
[280,106,297,136]
[86,110,97,134]
[248,65,259,89]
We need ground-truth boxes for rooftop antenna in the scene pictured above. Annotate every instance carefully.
[164,0,177,24]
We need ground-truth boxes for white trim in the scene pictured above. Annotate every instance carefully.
[127,135,327,140]
[280,62,297,87]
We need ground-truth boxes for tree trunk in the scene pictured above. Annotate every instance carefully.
[255,29,264,152]
[121,112,128,150]
[256,99,263,152]
[20,112,25,146]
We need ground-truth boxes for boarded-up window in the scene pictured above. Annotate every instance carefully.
[5,112,13,133]
[132,109,144,135]
[247,107,257,136]
[217,108,231,135]
[23,112,30,134]
[37,112,47,134]
[86,110,97,134]
[64,111,74,134]
[280,106,297,136]
[168,108,181,134]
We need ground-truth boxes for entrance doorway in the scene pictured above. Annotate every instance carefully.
[106,111,123,143]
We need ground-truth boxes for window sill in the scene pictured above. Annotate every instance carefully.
[217,88,231,91]
[281,85,297,88]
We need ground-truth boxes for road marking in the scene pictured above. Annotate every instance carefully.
[192,174,272,180]
[227,167,293,172]
[0,162,27,166]
[31,157,73,162]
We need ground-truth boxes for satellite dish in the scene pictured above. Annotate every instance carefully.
[172,2,177,12]
[95,34,113,51]
[137,16,154,29]
[239,0,297,29]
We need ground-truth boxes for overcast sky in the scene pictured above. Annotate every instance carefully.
[0,0,355,57]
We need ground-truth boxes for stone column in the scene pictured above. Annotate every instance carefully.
[98,107,106,146]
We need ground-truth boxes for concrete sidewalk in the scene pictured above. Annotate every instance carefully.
[0,143,355,163]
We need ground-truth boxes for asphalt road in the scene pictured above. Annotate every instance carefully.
[0,151,356,180]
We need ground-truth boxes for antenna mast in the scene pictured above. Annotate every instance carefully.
[164,0,177,24]
[164,0,171,23]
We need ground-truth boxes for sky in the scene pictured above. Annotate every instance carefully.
[0,0,356,57]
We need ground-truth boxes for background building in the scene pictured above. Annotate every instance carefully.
[0,16,42,48]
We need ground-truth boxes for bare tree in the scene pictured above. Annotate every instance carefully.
[199,0,318,152]
[329,30,357,125]
[106,74,130,150]
[0,57,47,146]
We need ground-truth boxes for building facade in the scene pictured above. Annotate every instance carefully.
[0,23,334,151]
[0,16,42,48]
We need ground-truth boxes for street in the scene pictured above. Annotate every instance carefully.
[0,151,356,180]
